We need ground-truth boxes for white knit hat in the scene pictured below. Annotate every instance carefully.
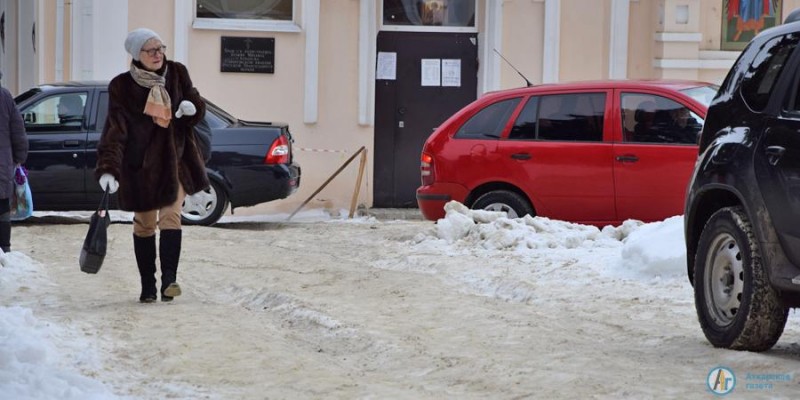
[124,28,162,61]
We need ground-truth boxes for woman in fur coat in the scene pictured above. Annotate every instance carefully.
[96,28,209,303]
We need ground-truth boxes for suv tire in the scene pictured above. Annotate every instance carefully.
[694,206,788,351]
[472,190,534,218]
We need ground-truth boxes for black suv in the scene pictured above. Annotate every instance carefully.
[685,15,800,351]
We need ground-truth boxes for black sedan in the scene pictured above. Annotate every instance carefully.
[14,82,301,225]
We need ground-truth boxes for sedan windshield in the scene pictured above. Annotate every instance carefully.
[680,85,719,108]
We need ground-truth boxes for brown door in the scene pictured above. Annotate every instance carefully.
[374,31,478,207]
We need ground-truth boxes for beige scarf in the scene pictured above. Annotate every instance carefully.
[129,63,171,128]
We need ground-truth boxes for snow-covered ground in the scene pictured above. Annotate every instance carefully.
[2,203,799,399]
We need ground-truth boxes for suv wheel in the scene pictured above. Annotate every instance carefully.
[472,190,533,218]
[181,180,229,226]
[694,206,788,351]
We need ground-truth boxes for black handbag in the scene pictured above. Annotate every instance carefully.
[79,188,111,274]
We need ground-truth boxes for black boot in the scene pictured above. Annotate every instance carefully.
[133,234,157,303]
[0,220,11,253]
[159,229,182,301]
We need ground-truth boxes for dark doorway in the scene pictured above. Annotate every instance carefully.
[374,31,478,207]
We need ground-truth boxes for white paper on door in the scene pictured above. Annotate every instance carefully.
[442,59,461,87]
[421,59,441,86]
[376,52,397,80]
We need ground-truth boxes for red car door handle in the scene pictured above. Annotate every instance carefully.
[511,153,531,160]
[615,155,639,163]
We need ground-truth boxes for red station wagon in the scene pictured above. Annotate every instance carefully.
[416,80,717,226]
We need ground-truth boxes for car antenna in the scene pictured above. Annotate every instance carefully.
[493,49,533,87]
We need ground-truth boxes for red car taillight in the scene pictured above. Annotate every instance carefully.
[265,135,290,164]
[421,152,434,186]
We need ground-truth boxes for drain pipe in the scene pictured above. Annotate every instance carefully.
[55,0,64,81]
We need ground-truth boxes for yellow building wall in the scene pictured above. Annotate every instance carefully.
[302,0,374,213]
[560,0,611,82]
[38,1,55,85]
[501,0,545,88]
[175,0,370,214]
[628,0,658,80]
[128,1,174,58]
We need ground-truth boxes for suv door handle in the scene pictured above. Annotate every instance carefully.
[511,153,531,160]
[615,155,639,163]
[766,145,786,166]
[63,140,81,148]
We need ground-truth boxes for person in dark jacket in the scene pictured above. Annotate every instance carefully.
[0,71,29,253]
[96,28,208,302]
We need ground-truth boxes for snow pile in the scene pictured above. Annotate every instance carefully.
[0,307,120,400]
[413,201,687,282]
[615,215,687,280]
[418,201,626,250]
[0,251,52,294]
[0,255,120,400]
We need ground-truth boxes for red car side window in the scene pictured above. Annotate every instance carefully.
[454,97,520,139]
[537,93,605,142]
[509,97,539,140]
[621,93,702,144]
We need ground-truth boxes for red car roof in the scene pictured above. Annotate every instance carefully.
[484,79,715,97]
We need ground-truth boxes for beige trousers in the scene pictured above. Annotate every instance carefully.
[133,185,185,237]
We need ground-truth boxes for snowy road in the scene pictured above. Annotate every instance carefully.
[2,208,800,399]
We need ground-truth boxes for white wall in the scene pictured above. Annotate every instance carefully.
[71,0,128,81]
[17,0,36,92]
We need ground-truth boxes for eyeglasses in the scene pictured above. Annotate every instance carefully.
[141,45,166,57]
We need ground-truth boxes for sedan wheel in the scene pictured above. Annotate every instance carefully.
[181,180,229,226]
[693,206,788,351]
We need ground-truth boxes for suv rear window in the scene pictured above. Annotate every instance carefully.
[741,33,800,111]
[454,98,520,139]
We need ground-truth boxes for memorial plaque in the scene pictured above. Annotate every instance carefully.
[220,37,275,74]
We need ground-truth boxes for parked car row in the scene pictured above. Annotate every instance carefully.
[14,82,301,226]
[416,79,717,226]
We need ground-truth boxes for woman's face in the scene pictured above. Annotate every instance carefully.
[139,38,165,71]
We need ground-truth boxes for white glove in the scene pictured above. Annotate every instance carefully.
[99,173,119,194]
[175,100,197,118]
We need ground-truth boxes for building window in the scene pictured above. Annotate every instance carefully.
[194,0,300,32]
[383,0,476,32]
[197,0,292,21]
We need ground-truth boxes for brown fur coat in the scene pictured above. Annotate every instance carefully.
[96,60,209,212]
